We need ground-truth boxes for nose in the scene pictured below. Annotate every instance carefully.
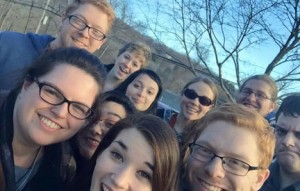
[137,88,146,98]
[282,132,296,147]
[79,27,89,38]
[111,167,131,189]
[90,121,104,136]
[51,103,69,118]
[123,60,132,69]
[205,157,226,178]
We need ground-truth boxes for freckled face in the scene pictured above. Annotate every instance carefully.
[13,64,99,147]
[90,128,154,191]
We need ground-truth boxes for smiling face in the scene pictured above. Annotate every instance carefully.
[112,51,144,81]
[125,74,159,112]
[186,120,269,191]
[90,128,154,191]
[275,113,300,174]
[13,64,99,147]
[57,3,109,53]
[77,101,127,159]
[180,81,215,121]
[237,79,275,117]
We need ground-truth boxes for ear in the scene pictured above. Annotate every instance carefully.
[252,169,270,190]
[22,79,33,91]
[269,101,276,113]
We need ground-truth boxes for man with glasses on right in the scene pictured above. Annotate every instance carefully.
[260,93,300,191]
[181,103,275,191]
[236,74,277,125]
[0,0,115,90]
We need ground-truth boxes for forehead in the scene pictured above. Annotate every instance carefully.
[100,101,127,119]
[123,51,146,63]
[39,64,99,106]
[196,120,260,163]
[188,81,215,99]
[277,113,300,131]
[244,79,272,94]
[70,3,108,31]
[133,74,158,88]
[113,128,154,164]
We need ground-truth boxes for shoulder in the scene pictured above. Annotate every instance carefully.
[105,63,114,72]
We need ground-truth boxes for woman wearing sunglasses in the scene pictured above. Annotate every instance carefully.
[0,47,106,191]
[169,76,218,147]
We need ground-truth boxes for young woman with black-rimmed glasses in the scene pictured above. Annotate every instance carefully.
[0,47,106,191]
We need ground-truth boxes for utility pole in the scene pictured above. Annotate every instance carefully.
[35,0,51,33]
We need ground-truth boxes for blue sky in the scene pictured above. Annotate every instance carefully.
[126,0,300,95]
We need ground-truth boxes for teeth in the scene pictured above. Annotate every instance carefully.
[102,184,109,191]
[40,116,60,129]
[200,180,222,191]
[186,106,198,113]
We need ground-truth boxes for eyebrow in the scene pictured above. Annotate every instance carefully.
[73,14,104,31]
[106,112,123,120]
[42,80,91,107]
[114,141,154,171]
[276,124,300,133]
[196,140,250,162]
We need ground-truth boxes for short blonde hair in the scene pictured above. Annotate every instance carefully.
[66,0,116,33]
[182,103,275,169]
[117,42,152,68]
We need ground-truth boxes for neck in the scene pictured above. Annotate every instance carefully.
[104,71,123,91]
[12,137,42,168]
[173,113,190,133]
[280,166,300,189]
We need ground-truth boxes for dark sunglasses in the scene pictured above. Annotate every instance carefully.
[183,89,213,106]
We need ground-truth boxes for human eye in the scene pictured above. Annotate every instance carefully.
[133,83,140,88]
[275,126,287,137]
[71,103,88,116]
[294,132,300,140]
[225,158,248,170]
[241,89,251,95]
[104,120,116,129]
[91,28,104,37]
[147,90,154,95]
[137,170,152,181]
[256,92,267,99]
[42,85,62,99]
[110,150,123,163]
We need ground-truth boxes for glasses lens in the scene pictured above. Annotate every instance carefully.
[40,85,64,105]
[199,96,212,106]
[69,103,91,119]
[184,89,197,99]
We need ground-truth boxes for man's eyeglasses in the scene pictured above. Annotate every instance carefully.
[240,89,272,101]
[183,89,213,106]
[189,143,261,176]
[34,78,93,120]
[68,15,106,41]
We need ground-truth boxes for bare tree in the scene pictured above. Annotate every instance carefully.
[133,0,300,100]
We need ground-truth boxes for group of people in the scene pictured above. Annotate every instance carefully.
[0,0,299,191]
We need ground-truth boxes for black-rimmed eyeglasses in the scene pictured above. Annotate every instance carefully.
[183,89,213,106]
[34,78,93,120]
[189,143,261,176]
[68,15,106,41]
